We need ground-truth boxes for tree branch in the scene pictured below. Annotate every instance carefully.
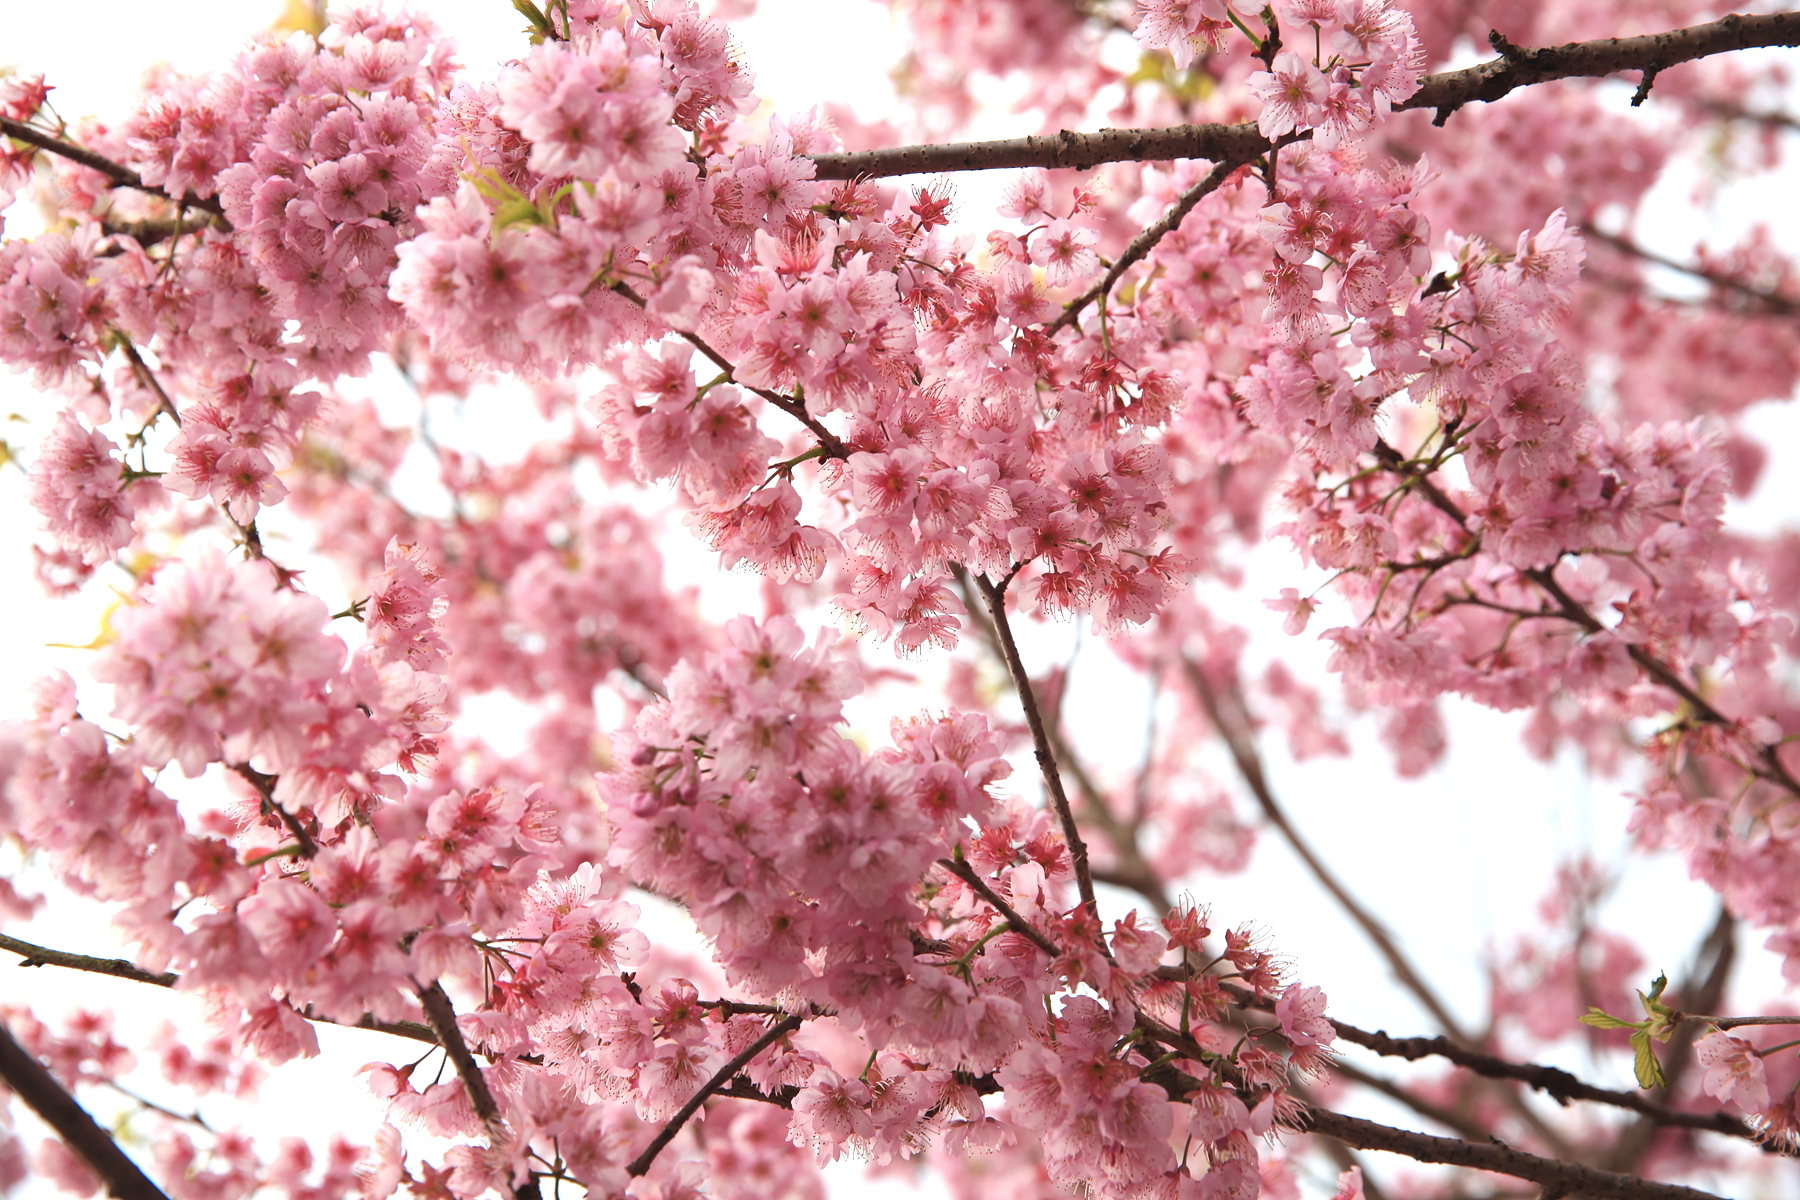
[229,763,318,857]
[624,1013,804,1177]
[1,932,437,1044]
[1585,228,1798,316]
[1373,439,1800,800]
[1330,1022,1759,1144]
[608,283,847,459]
[810,123,1271,179]
[971,571,1101,923]
[949,564,1170,911]
[1421,14,1800,124]
[1180,657,1473,1043]
[1302,1106,1731,1200]
[0,1019,172,1200]
[415,980,508,1140]
[1047,155,1252,334]
[0,115,227,218]
[936,856,1062,958]
[807,14,1800,180]
[0,932,176,988]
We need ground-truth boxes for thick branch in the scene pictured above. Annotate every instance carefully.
[1,932,436,1044]
[972,571,1101,922]
[0,115,227,218]
[807,14,1800,180]
[1415,14,1800,124]
[625,1013,804,1176]
[0,1020,172,1200]
[811,123,1270,179]
[415,980,507,1139]
[1303,1107,1730,1200]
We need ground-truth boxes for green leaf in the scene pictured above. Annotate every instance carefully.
[491,195,550,232]
[1631,1031,1666,1090]
[1638,973,1677,1041]
[510,0,551,41]
[1578,1007,1639,1031]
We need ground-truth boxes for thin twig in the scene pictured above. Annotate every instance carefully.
[936,857,1062,958]
[229,763,318,857]
[0,1020,173,1200]
[1373,439,1800,800]
[949,565,1169,910]
[116,337,182,428]
[1047,156,1251,335]
[608,283,847,458]
[1585,228,1797,316]
[1330,1023,1759,1144]
[0,932,437,1044]
[971,571,1101,922]
[1180,657,1473,1043]
[624,1013,804,1176]
[0,114,227,219]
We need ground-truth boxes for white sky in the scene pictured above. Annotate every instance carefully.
[2,3,1797,1198]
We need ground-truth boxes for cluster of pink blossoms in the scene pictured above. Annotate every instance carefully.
[600,616,1329,1195]
[2,0,1800,1194]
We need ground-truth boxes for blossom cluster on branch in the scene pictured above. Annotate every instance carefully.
[2,0,1800,1198]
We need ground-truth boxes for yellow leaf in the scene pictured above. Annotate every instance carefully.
[270,0,326,38]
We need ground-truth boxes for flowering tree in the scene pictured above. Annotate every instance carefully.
[2,0,1800,1197]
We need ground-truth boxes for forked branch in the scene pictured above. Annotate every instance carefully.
[624,1013,804,1176]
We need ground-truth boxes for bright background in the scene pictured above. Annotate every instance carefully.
[2,2,1797,1196]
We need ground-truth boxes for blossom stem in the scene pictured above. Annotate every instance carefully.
[624,1012,804,1177]
[0,1020,172,1200]
[971,571,1101,924]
